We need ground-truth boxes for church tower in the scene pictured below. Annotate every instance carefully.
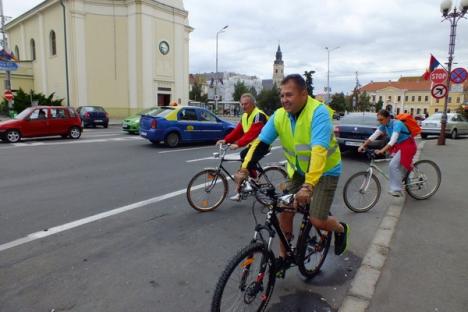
[273,45,284,86]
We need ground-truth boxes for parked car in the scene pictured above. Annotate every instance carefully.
[334,112,387,152]
[139,106,235,147]
[122,107,160,134]
[0,106,82,143]
[421,112,468,139]
[77,106,109,128]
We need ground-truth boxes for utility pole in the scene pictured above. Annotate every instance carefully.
[353,71,360,111]
[0,0,12,110]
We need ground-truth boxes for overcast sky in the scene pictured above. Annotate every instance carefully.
[5,0,468,94]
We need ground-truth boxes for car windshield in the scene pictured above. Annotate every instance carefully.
[139,107,160,116]
[15,107,34,119]
[146,107,175,117]
[339,114,378,126]
[426,114,442,121]
[83,106,105,112]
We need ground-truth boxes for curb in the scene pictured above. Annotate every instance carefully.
[339,141,425,312]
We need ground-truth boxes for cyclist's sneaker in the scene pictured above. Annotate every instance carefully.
[274,257,290,279]
[388,190,403,197]
[334,222,349,255]
[229,193,241,201]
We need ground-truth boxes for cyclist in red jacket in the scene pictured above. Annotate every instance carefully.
[216,93,268,200]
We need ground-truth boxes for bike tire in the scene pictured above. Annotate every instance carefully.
[211,242,276,312]
[405,160,441,200]
[186,169,228,212]
[343,171,381,213]
[296,222,332,279]
[256,166,288,205]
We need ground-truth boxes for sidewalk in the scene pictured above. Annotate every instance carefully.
[350,138,468,312]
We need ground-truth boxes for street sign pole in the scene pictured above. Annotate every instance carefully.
[0,0,12,111]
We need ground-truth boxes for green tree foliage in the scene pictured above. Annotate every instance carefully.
[248,86,258,99]
[358,92,371,111]
[329,92,346,112]
[189,75,208,103]
[375,99,384,112]
[0,88,63,114]
[257,84,281,115]
[232,80,250,101]
[303,71,315,98]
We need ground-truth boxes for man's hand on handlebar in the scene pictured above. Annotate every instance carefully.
[358,145,366,153]
[229,144,239,150]
[216,139,226,146]
[294,184,313,207]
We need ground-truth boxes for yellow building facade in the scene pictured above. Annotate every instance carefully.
[5,0,192,117]
[361,77,468,115]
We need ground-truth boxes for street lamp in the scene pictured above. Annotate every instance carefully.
[215,25,228,113]
[325,46,339,104]
[437,0,468,145]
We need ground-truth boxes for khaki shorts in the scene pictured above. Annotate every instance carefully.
[283,173,339,220]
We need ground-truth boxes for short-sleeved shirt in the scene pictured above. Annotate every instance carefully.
[378,119,411,144]
[259,104,341,176]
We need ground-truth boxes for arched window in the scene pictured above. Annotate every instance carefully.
[50,30,56,56]
[30,39,36,61]
[14,45,20,61]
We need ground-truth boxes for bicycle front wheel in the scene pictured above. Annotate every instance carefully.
[405,160,441,200]
[256,166,288,205]
[211,242,276,312]
[343,171,381,213]
[186,169,228,212]
[297,222,332,279]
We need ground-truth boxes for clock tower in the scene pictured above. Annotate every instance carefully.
[273,45,284,86]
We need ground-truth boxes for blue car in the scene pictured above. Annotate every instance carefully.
[139,106,235,147]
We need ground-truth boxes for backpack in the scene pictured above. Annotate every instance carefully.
[395,113,421,137]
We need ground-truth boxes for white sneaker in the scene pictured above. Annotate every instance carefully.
[388,191,403,197]
[229,193,241,201]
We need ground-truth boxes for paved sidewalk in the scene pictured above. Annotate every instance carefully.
[363,138,468,311]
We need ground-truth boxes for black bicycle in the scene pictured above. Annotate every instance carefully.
[186,144,287,212]
[211,188,332,312]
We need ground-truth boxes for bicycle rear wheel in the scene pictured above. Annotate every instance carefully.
[405,160,441,200]
[186,169,228,212]
[297,222,332,279]
[343,171,381,213]
[256,166,288,206]
[211,242,276,312]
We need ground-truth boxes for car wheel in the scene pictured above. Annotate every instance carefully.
[6,129,21,143]
[451,129,458,140]
[104,124,108,129]
[421,133,428,139]
[165,132,180,147]
[69,126,82,139]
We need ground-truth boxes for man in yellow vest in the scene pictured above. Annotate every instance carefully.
[240,74,349,276]
[216,93,268,200]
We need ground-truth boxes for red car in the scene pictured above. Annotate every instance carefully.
[0,106,82,143]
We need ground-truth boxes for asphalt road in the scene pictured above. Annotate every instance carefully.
[0,126,395,312]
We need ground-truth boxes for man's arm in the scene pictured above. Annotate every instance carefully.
[236,113,268,147]
[223,122,243,144]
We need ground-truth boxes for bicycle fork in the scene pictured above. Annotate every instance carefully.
[360,168,374,193]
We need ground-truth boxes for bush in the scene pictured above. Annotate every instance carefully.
[0,88,64,114]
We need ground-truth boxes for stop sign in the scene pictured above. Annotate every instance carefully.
[4,90,13,101]
[430,68,448,84]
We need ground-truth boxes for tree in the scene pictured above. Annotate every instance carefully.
[329,92,346,113]
[257,84,281,115]
[358,92,371,111]
[303,71,315,98]
[248,86,258,99]
[0,88,63,114]
[232,80,249,101]
[189,75,208,103]
[375,99,384,112]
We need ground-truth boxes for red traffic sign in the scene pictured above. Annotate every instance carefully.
[431,84,448,99]
[430,68,448,84]
[450,67,468,84]
[3,90,13,101]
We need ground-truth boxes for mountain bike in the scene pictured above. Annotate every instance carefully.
[343,149,441,213]
[211,188,332,312]
[186,144,287,212]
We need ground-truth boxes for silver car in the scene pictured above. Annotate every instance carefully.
[421,112,468,139]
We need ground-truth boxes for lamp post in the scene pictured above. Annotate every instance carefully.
[325,46,339,104]
[215,25,228,114]
[438,0,468,145]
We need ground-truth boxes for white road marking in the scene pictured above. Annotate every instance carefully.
[6,136,143,148]
[158,145,214,154]
[185,145,282,163]
[0,182,209,253]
